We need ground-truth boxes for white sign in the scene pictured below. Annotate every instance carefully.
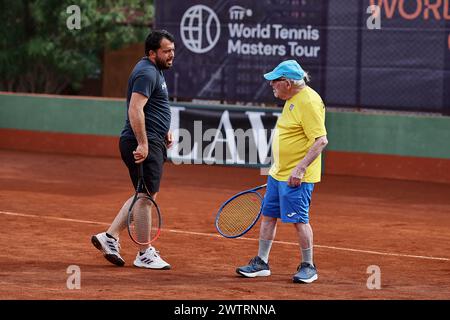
[180,4,321,58]
[180,5,221,53]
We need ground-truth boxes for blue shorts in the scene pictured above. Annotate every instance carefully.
[262,175,315,224]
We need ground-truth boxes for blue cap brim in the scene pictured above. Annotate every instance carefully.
[263,71,281,81]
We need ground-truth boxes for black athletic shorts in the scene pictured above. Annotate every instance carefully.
[119,136,167,193]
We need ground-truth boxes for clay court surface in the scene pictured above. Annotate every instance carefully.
[0,149,449,300]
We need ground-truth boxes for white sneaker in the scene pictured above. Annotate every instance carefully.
[133,247,171,270]
[91,232,125,266]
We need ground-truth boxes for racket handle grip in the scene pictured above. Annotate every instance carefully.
[138,163,144,179]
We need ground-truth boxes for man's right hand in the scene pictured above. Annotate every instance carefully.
[133,144,148,163]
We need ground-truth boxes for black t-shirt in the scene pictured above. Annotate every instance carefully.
[120,57,171,143]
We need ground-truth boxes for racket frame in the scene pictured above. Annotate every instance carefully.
[126,163,162,245]
[215,184,267,238]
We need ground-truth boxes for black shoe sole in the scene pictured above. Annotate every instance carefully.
[292,274,318,284]
[91,236,125,267]
[236,268,271,278]
[160,265,172,270]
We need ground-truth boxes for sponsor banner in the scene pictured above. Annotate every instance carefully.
[156,0,326,105]
[168,104,280,166]
[156,0,450,113]
[358,0,449,111]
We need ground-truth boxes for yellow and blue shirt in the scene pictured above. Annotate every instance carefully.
[269,86,327,183]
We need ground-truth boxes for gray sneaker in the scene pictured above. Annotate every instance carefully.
[236,256,271,278]
[293,262,318,283]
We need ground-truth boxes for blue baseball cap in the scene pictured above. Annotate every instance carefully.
[263,60,305,81]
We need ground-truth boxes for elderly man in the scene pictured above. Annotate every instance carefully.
[236,60,328,283]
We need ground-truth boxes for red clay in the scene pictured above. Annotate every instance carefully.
[326,150,450,184]
[0,149,449,300]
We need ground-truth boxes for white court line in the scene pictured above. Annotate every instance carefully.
[1,210,449,262]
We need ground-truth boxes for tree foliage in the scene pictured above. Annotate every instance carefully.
[0,0,153,94]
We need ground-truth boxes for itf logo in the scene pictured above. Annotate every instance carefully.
[180,5,221,54]
[229,5,252,20]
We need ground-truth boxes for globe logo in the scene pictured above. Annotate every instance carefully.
[180,5,221,54]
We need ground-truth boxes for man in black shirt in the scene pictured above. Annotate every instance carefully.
[91,30,175,270]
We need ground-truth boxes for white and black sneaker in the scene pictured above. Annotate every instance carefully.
[133,247,171,270]
[91,232,125,266]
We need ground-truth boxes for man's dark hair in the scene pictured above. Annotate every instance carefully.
[145,30,175,56]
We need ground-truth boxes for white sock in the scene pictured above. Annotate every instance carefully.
[301,247,313,265]
[258,239,273,263]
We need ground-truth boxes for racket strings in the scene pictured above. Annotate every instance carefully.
[129,197,159,244]
[217,192,262,236]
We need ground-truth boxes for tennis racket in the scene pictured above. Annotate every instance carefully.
[126,163,162,245]
[215,184,267,238]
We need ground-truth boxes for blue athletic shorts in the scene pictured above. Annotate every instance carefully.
[262,175,315,223]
